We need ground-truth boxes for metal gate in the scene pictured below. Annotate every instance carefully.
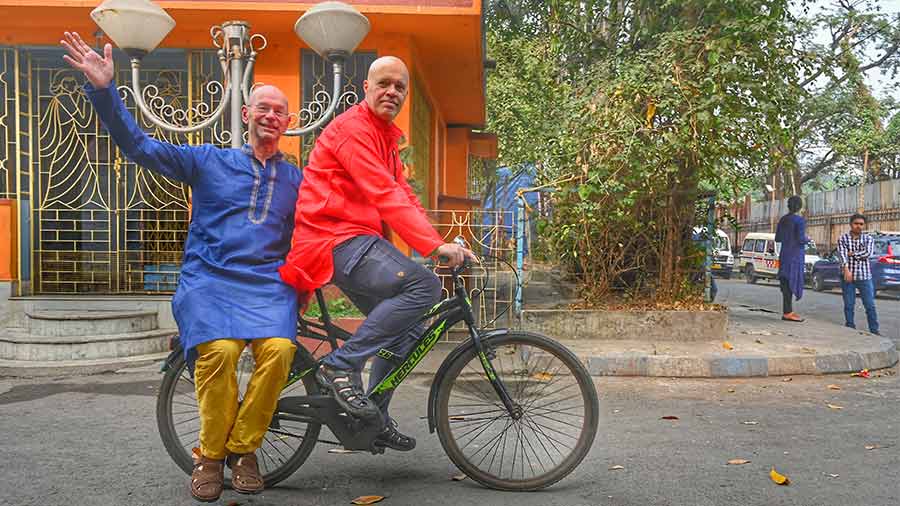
[0,46,226,294]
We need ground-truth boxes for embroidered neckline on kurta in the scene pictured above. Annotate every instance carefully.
[242,145,282,225]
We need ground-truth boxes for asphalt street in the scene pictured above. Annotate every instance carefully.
[717,277,900,348]
[1,364,898,506]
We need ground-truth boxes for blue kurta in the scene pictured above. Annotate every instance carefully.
[775,212,808,300]
[86,83,301,359]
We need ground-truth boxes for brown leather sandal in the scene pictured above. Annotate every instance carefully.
[190,456,225,503]
[782,312,805,322]
[227,452,264,494]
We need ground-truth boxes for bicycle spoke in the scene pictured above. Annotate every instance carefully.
[518,420,547,475]
[527,411,585,431]
[522,414,576,447]
[456,414,506,449]
[520,414,567,457]
[527,404,585,417]
[177,427,201,438]
[173,415,201,427]
[526,392,586,413]
[262,434,291,464]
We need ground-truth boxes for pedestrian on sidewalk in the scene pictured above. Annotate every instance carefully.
[837,214,880,335]
[775,195,809,322]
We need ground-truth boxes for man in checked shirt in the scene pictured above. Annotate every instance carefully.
[837,213,880,335]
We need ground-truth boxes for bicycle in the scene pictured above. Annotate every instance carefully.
[156,255,599,491]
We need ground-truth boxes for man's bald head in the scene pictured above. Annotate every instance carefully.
[364,56,409,122]
[367,56,409,82]
[248,84,289,108]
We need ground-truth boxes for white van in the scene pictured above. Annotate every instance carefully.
[694,227,735,278]
[737,232,822,284]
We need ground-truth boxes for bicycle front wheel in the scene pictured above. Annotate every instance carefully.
[435,331,599,491]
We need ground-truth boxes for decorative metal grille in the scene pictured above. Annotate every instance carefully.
[0,47,16,200]
[14,46,225,294]
[299,49,376,164]
[428,208,518,335]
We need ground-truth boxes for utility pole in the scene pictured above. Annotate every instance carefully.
[858,148,868,214]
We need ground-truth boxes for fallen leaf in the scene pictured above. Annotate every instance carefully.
[851,369,870,378]
[826,473,839,478]
[801,347,817,354]
[727,388,736,393]
[609,465,625,470]
[351,496,386,505]
[770,467,790,485]
[532,372,553,382]
[782,377,793,382]
[451,474,468,481]
[742,421,759,425]
[827,384,841,390]
[865,444,879,450]
[329,449,360,454]
[661,415,679,420]
[727,459,751,465]
[723,341,734,350]
[755,339,765,344]
[826,403,844,410]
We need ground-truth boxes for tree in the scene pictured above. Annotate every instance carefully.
[485,0,801,304]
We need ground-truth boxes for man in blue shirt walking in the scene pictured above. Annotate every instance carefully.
[837,214,880,335]
[62,32,302,501]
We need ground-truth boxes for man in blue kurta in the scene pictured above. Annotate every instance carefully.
[62,32,300,501]
[775,195,809,322]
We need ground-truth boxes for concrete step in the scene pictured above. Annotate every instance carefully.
[25,310,159,337]
[0,328,176,361]
[0,352,169,377]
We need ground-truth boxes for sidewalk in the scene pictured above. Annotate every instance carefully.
[5,306,896,379]
[560,305,897,377]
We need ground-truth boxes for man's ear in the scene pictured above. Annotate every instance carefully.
[241,104,250,125]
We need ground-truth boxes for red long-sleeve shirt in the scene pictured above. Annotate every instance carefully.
[279,102,444,292]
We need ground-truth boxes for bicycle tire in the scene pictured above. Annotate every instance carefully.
[156,346,322,487]
[434,331,598,491]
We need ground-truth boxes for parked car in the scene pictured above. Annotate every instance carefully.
[810,232,900,294]
[736,232,822,284]
[693,227,734,278]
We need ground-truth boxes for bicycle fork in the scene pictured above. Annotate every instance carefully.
[458,284,522,420]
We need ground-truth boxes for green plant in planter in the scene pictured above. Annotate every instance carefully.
[305,296,364,319]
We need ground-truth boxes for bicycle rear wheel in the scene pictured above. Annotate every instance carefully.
[435,331,598,491]
[156,344,322,487]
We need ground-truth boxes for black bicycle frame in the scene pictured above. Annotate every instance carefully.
[275,266,520,451]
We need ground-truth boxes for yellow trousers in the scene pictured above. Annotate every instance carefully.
[194,337,296,460]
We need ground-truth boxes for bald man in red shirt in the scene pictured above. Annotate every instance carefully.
[280,56,475,451]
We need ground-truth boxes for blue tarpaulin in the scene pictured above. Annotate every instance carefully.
[481,166,540,255]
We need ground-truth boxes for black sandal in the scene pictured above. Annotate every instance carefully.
[316,364,383,421]
[375,418,416,451]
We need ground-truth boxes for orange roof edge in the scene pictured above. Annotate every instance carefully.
[468,131,497,159]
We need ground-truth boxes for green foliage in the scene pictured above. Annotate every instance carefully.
[304,296,363,319]
[486,0,801,304]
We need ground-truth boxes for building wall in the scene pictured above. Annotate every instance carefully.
[0,3,493,291]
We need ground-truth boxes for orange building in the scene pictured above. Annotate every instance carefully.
[0,0,496,296]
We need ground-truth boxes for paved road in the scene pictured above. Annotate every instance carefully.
[2,366,898,506]
[717,277,900,347]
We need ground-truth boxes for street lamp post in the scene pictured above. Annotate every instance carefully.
[90,0,370,146]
